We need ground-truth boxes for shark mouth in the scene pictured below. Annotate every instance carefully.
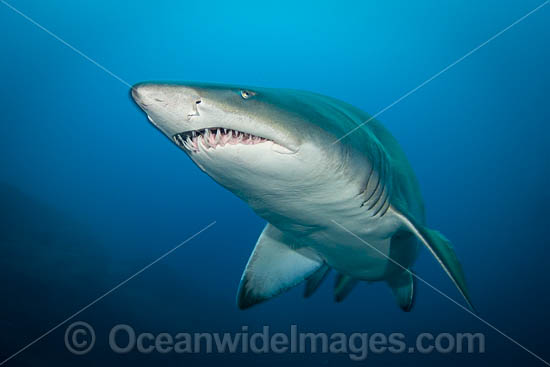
[173,128,271,152]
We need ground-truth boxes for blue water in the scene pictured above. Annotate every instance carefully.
[1,0,549,366]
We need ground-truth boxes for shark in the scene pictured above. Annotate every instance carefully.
[131,82,473,312]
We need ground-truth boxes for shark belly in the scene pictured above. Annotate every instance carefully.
[301,207,407,281]
[251,171,411,282]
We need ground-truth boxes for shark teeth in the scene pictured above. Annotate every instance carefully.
[173,128,269,152]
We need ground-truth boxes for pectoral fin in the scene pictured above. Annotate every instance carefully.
[393,209,475,311]
[237,224,322,309]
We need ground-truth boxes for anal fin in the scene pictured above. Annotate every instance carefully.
[334,273,359,302]
[387,270,415,312]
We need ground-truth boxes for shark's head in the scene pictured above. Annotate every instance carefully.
[131,82,369,228]
[131,82,303,154]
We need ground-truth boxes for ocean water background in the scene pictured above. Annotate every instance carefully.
[1,0,549,365]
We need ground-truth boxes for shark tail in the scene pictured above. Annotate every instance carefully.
[392,207,475,312]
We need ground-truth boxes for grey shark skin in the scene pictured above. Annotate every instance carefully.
[131,82,473,312]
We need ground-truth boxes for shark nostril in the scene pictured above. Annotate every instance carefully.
[187,99,202,119]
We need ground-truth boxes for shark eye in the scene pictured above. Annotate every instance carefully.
[240,90,256,99]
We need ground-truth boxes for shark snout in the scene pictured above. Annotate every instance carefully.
[131,82,204,136]
[131,83,167,109]
[131,83,202,110]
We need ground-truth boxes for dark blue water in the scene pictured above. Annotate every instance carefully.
[1,1,549,366]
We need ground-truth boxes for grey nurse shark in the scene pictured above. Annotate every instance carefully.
[131,82,473,312]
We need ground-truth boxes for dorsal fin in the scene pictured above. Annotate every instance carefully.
[237,224,322,309]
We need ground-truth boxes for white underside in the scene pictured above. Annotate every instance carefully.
[187,141,410,282]
[298,206,404,280]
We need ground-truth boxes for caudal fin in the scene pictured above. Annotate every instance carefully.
[393,209,475,312]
